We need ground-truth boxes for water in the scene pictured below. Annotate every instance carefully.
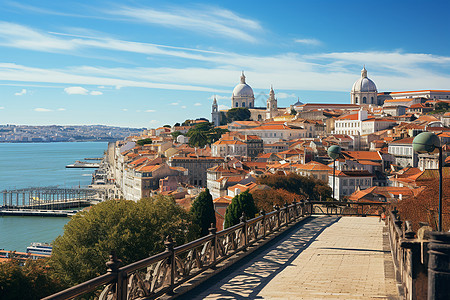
[0,142,107,252]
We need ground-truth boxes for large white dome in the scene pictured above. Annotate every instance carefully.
[351,67,377,93]
[232,73,254,98]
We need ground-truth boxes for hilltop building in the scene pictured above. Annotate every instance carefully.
[211,72,288,126]
[351,66,379,105]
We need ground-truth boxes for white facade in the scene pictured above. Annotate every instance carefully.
[328,172,373,200]
[361,119,396,135]
[231,72,255,108]
[351,67,378,105]
[211,140,247,157]
[334,110,367,135]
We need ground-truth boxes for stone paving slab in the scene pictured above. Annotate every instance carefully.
[183,216,398,300]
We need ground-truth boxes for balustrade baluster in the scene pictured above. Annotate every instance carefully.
[240,213,248,251]
[209,224,217,266]
[260,210,266,239]
[165,235,175,295]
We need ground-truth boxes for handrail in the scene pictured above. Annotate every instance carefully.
[44,200,387,300]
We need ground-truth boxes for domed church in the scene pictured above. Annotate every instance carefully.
[351,66,378,105]
[232,72,255,108]
[211,72,288,126]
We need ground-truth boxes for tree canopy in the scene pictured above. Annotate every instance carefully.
[186,122,228,148]
[226,108,251,123]
[224,190,258,228]
[257,173,332,201]
[136,138,152,146]
[190,188,216,236]
[0,259,65,300]
[252,188,303,212]
[51,196,198,285]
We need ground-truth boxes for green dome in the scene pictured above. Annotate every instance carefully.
[412,132,441,154]
[327,145,342,160]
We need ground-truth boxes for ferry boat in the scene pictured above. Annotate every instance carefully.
[26,242,52,256]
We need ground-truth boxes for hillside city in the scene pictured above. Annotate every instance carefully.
[0,124,144,142]
[96,69,450,231]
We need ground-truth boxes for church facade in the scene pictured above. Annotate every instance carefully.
[211,72,286,126]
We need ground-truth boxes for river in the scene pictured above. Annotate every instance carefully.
[0,142,107,252]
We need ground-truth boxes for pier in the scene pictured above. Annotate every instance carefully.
[65,161,100,168]
[1,187,101,213]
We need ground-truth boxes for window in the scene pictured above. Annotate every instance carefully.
[235,102,238,107]
[363,97,367,103]
[371,97,374,103]
[242,102,245,107]
[356,97,358,103]
[249,103,253,108]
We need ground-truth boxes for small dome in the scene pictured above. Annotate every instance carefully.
[351,67,377,93]
[232,72,254,98]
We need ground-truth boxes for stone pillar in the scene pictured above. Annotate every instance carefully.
[428,232,450,300]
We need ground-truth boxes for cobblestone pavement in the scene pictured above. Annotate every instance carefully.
[185,216,398,300]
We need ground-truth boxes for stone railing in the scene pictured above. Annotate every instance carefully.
[43,201,310,300]
[387,209,450,300]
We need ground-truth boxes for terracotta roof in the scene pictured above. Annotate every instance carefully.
[213,140,245,145]
[329,170,373,177]
[292,161,332,171]
[342,151,382,161]
[213,195,233,204]
[390,137,414,144]
[389,90,450,94]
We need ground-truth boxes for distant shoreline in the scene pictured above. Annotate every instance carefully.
[0,140,117,144]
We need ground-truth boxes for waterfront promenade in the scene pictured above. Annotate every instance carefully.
[183,216,398,300]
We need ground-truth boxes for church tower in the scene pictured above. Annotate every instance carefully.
[211,96,220,126]
[266,86,278,120]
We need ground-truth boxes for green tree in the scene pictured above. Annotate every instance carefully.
[226,108,251,122]
[190,188,216,236]
[171,131,182,140]
[51,196,198,285]
[136,138,152,146]
[224,190,258,228]
[0,259,65,300]
[290,108,297,115]
[257,173,331,201]
[187,129,209,148]
[174,122,181,127]
[186,122,227,147]
[163,124,171,128]
[219,111,228,125]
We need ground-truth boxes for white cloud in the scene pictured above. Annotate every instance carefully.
[108,6,262,42]
[14,88,27,96]
[57,108,66,111]
[34,108,52,112]
[170,102,179,106]
[208,95,229,101]
[277,92,296,99]
[149,120,159,124]
[218,104,230,110]
[294,38,322,46]
[145,109,155,112]
[122,108,128,111]
[64,86,88,95]
[194,102,202,106]
[0,106,4,109]
[181,105,187,109]
[90,90,103,95]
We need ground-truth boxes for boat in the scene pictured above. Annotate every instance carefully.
[26,242,52,256]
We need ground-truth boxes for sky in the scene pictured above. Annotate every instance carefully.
[0,0,449,128]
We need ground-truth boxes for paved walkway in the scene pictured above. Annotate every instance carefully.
[182,216,398,300]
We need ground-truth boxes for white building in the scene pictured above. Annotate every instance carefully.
[328,170,373,200]
[211,139,247,157]
[388,137,418,168]
[351,67,378,105]
[334,110,368,136]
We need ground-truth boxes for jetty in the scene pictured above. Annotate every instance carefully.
[66,161,100,168]
[1,187,101,215]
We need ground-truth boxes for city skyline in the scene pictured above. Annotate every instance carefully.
[0,0,449,128]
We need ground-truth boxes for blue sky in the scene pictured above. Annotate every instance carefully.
[0,0,449,128]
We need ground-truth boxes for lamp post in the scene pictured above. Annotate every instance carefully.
[412,132,443,231]
[327,145,342,201]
